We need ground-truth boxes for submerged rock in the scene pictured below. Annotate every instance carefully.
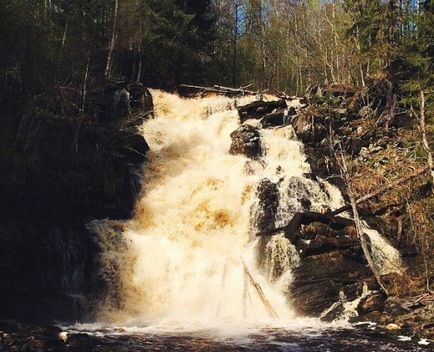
[229,124,262,159]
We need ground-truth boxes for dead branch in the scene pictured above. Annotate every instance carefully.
[337,149,389,295]
[419,91,434,189]
[327,166,430,217]
[256,212,354,238]
[243,262,279,319]
[178,84,256,98]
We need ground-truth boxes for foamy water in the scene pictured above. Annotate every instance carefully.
[92,90,402,334]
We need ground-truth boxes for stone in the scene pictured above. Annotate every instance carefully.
[290,251,373,317]
[291,113,327,143]
[385,323,401,331]
[229,124,262,159]
[0,101,149,322]
[357,293,387,314]
[127,83,153,113]
[67,333,97,350]
[384,297,412,316]
[237,99,287,123]
[260,112,285,127]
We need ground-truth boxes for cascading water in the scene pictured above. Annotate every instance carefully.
[96,90,402,330]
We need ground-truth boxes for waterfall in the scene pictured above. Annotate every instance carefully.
[96,90,402,328]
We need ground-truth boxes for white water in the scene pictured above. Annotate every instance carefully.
[95,90,401,332]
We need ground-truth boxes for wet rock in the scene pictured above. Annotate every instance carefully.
[254,179,280,268]
[127,82,153,113]
[298,235,360,258]
[357,293,387,314]
[290,251,374,317]
[320,291,347,322]
[237,99,287,123]
[260,112,285,127]
[229,124,262,159]
[254,179,280,233]
[68,333,98,350]
[0,106,149,322]
[291,113,327,143]
[300,197,312,211]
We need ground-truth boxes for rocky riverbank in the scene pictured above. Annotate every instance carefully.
[229,79,433,340]
[0,320,431,351]
[0,83,152,322]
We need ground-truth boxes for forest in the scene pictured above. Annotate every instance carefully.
[0,1,433,351]
[0,0,433,111]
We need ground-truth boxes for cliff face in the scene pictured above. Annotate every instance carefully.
[0,91,150,322]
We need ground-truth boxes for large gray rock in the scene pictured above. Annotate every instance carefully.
[290,250,375,318]
[229,124,262,159]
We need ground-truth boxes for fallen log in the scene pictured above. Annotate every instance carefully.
[178,84,256,98]
[337,150,390,295]
[256,211,354,239]
[257,167,429,238]
[214,84,256,95]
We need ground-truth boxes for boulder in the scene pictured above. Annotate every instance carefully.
[298,234,361,258]
[127,82,153,113]
[254,179,280,233]
[253,179,280,269]
[292,113,327,143]
[237,99,287,123]
[229,124,262,159]
[290,251,374,317]
[260,112,286,127]
[357,293,387,314]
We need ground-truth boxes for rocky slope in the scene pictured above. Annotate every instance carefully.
[232,81,433,339]
[0,83,151,322]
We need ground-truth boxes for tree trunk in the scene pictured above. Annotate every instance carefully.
[419,91,434,188]
[232,3,239,86]
[81,57,90,113]
[338,152,389,295]
[104,0,119,80]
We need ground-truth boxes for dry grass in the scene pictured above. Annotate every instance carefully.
[342,115,434,294]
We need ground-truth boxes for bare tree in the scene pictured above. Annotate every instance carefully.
[419,91,434,189]
[105,0,119,80]
[336,148,390,295]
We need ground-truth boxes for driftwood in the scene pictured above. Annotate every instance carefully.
[178,84,256,98]
[238,99,287,123]
[243,262,279,319]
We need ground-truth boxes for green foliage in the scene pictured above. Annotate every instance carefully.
[0,0,218,117]
[395,1,434,102]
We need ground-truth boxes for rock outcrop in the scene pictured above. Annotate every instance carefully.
[237,99,287,123]
[0,85,151,322]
